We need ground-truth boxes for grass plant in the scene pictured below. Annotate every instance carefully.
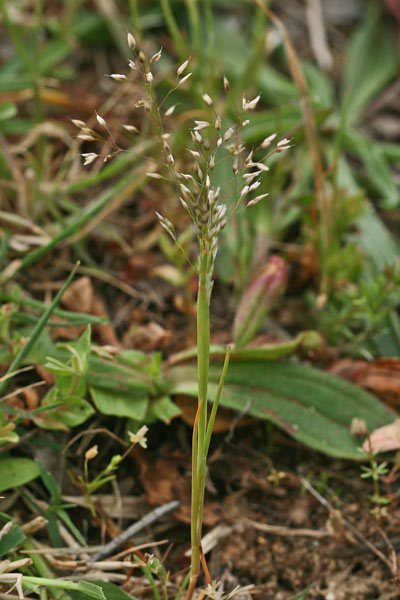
[73,30,290,596]
[0,2,400,598]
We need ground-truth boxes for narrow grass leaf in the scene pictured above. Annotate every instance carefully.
[0,524,25,557]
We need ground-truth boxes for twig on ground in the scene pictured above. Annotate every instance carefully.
[91,500,179,561]
[242,517,329,539]
[301,477,394,573]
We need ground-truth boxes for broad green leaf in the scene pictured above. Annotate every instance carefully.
[0,524,25,557]
[117,349,153,369]
[166,361,395,460]
[87,356,153,394]
[55,373,86,398]
[35,393,94,430]
[148,396,181,424]
[0,102,17,121]
[0,458,40,492]
[90,386,148,420]
[48,397,94,428]
[357,203,400,271]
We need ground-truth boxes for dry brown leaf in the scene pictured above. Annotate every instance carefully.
[22,387,39,411]
[123,321,171,351]
[57,276,119,346]
[363,419,400,453]
[61,277,93,313]
[329,358,400,408]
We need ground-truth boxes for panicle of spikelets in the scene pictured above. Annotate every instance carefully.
[72,31,292,275]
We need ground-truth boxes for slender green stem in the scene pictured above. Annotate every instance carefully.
[0,0,35,76]
[133,555,160,600]
[189,398,201,593]
[188,251,211,597]
[243,4,267,89]
[389,310,400,352]
[196,345,231,555]
[174,571,190,600]
[185,0,201,66]
[129,0,140,38]
[159,0,188,59]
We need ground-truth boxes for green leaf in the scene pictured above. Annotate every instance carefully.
[168,332,323,364]
[117,349,152,369]
[344,130,399,208]
[76,582,106,600]
[39,463,60,505]
[357,203,400,271]
[90,386,148,420]
[289,585,313,600]
[0,414,19,445]
[35,393,94,430]
[0,524,25,557]
[0,101,17,121]
[44,509,63,548]
[258,64,298,105]
[0,429,19,445]
[241,107,302,146]
[0,263,80,396]
[148,396,181,424]
[55,373,86,398]
[57,508,86,546]
[303,62,334,108]
[73,326,92,374]
[44,357,78,377]
[0,458,40,492]
[342,4,398,124]
[166,361,395,460]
